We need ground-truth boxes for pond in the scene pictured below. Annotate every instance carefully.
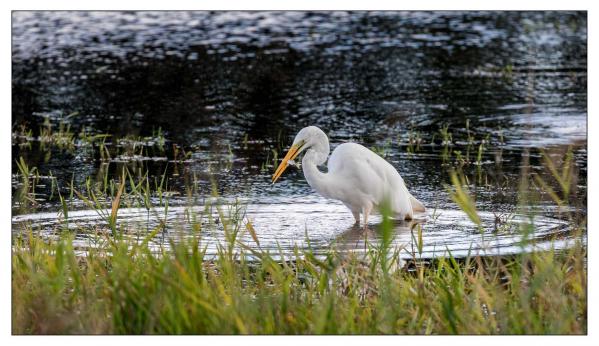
[11,11,587,258]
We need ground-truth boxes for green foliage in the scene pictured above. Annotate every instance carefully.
[12,195,586,334]
[11,124,587,335]
[447,170,482,227]
[371,140,391,158]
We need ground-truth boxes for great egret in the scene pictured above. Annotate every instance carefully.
[272,126,425,227]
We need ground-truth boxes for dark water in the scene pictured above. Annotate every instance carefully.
[11,11,587,257]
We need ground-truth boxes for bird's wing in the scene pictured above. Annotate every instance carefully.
[382,160,414,217]
[328,143,414,217]
[327,143,385,202]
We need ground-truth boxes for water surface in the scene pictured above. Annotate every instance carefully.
[12,11,587,257]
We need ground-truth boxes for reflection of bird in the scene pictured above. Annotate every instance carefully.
[272,126,425,228]
[334,218,418,250]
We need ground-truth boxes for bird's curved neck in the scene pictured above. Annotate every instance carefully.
[302,150,334,199]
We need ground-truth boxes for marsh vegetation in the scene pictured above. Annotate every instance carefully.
[11,11,587,334]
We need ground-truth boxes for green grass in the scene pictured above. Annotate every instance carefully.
[11,124,587,335]
[12,167,587,334]
[12,119,167,162]
[12,218,586,335]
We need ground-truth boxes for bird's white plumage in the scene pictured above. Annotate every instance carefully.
[274,126,425,226]
[326,142,415,219]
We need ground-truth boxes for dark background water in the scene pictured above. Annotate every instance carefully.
[12,11,587,225]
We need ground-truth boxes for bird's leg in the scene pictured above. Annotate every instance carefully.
[362,205,372,230]
[352,210,360,225]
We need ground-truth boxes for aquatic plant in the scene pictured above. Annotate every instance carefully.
[447,170,481,227]
[11,149,586,335]
[370,140,392,158]
[15,156,39,208]
[38,117,76,151]
[406,126,423,155]
[11,201,586,335]
[439,123,453,146]
[10,116,587,335]
[13,118,173,165]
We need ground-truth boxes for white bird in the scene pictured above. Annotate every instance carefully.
[272,126,425,227]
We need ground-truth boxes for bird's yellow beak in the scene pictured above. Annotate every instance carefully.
[272,143,302,183]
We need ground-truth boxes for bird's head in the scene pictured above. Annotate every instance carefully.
[272,126,329,183]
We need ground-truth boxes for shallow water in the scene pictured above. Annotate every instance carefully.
[12,200,577,259]
[11,11,587,257]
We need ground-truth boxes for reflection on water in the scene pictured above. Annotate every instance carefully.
[12,198,576,259]
[11,11,587,257]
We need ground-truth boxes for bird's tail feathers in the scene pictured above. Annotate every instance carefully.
[409,194,426,213]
